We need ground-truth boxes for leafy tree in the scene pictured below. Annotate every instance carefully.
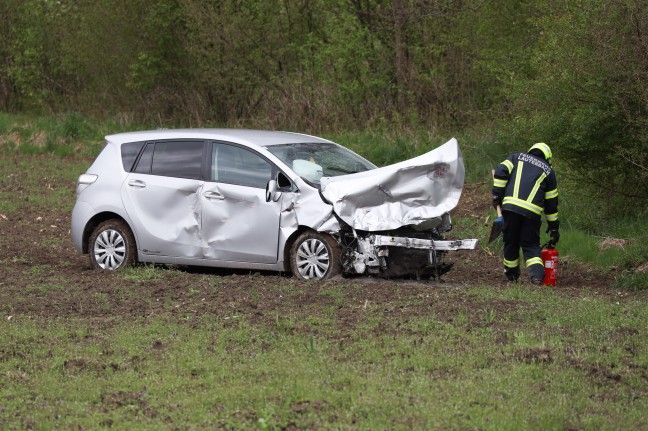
[0,0,23,110]
[6,0,55,109]
[500,0,648,219]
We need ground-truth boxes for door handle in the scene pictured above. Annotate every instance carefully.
[128,179,146,188]
[204,191,225,200]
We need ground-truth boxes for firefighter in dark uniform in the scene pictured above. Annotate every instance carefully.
[492,143,559,284]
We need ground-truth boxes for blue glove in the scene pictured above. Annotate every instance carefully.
[494,216,503,225]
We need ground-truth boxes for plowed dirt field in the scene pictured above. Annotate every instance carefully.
[0,154,615,327]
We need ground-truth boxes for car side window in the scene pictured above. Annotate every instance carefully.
[212,143,273,188]
[149,141,204,179]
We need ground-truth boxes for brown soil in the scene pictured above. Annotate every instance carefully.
[0,155,620,328]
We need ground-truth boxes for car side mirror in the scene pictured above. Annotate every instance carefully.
[265,179,282,202]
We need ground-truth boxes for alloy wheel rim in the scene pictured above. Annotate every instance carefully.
[93,229,126,270]
[296,238,330,279]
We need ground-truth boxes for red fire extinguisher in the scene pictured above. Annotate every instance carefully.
[541,243,559,286]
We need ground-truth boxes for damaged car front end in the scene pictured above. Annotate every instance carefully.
[72,129,477,280]
[265,137,478,279]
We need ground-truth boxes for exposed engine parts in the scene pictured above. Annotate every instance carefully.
[337,216,478,279]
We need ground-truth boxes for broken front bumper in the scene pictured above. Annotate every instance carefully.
[344,233,479,277]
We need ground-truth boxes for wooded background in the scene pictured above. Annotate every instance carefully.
[0,0,646,212]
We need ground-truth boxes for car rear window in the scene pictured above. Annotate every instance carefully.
[133,143,154,174]
[121,141,146,171]
[130,140,205,179]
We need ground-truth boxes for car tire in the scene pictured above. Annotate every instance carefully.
[289,231,342,280]
[88,219,136,270]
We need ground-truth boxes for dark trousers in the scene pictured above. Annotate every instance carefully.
[502,210,545,281]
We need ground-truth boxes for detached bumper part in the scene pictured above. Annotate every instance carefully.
[372,236,479,251]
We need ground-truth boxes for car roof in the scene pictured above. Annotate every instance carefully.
[105,129,335,147]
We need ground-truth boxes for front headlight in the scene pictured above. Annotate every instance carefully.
[76,173,97,194]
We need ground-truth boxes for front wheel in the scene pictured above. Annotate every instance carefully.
[289,231,342,280]
[88,219,136,270]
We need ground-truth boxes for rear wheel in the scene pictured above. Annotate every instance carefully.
[88,219,136,270]
[289,231,342,280]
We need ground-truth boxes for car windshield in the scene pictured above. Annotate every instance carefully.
[265,142,376,184]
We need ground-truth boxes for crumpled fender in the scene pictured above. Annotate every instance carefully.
[282,187,341,234]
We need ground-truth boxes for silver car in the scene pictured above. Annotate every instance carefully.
[72,129,477,279]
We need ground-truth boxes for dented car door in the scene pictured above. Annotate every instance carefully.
[200,142,281,263]
[121,140,206,258]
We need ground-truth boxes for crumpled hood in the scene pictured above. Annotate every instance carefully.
[320,138,464,231]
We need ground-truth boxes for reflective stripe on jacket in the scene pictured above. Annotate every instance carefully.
[492,152,558,221]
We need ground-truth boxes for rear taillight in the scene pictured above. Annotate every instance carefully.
[76,174,97,194]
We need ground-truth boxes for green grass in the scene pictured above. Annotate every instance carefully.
[2,287,647,430]
[0,112,156,158]
[121,265,168,282]
[0,154,89,215]
[554,220,648,289]
[612,271,648,290]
